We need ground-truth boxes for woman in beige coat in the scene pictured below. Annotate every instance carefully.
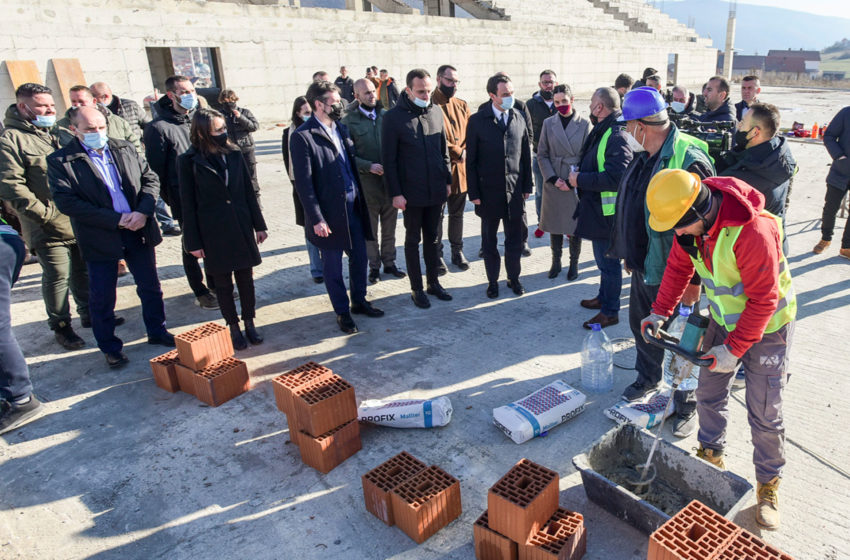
[537,84,591,280]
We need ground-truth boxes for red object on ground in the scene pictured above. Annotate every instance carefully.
[292,374,357,437]
[390,465,462,544]
[193,356,251,407]
[298,418,362,474]
[362,451,428,526]
[488,459,560,545]
[474,509,518,560]
[174,322,233,370]
[150,350,180,393]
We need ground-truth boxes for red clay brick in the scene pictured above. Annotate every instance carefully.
[150,350,180,393]
[298,419,362,473]
[174,322,233,370]
[716,530,795,560]
[193,357,251,407]
[174,363,197,397]
[271,361,334,415]
[362,451,428,526]
[647,500,742,560]
[474,510,518,560]
[390,465,462,544]
[488,458,560,544]
[292,374,357,437]
[519,507,586,560]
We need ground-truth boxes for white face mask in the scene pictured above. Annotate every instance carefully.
[670,101,686,113]
[624,125,646,153]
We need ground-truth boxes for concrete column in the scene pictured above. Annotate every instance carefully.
[345,0,364,11]
[290,0,300,6]
[722,15,735,79]
[424,0,453,16]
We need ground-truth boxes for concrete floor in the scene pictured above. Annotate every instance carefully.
[2,86,849,560]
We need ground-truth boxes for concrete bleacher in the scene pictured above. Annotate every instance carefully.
[488,0,630,32]
[595,0,700,40]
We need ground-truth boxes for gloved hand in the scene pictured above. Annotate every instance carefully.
[704,344,740,373]
[640,313,667,341]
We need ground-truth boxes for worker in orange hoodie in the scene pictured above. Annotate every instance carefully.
[377,69,400,110]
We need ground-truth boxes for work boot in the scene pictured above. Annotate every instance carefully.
[567,235,581,281]
[451,250,469,271]
[244,319,264,345]
[54,324,85,350]
[812,239,830,254]
[756,477,781,530]
[229,323,247,351]
[695,445,726,470]
[548,234,563,279]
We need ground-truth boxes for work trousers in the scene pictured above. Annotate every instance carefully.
[0,235,32,401]
[403,204,442,291]
[366,200,398,272]
[86,230,167,354]
[697,319,793,482]
[438,192,468,255]
[321,204,368,315]
[213,268,256,325]
[34,242,89,330]
[481,215,524,284]
[820,183,850,248]
[591,239,622,316]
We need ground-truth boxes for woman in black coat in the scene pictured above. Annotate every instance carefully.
[178,108,268,350]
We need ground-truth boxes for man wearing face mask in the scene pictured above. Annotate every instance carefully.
[57,86,140,153]
[217,89,261,201]
[669,85,695,116]
[341,78,406,284]
[382,68,453,309]
[431,64,471,272]
[143,75,219,310]
[526,70,559,229]
[608,86,714,436]
[467,74,533,299]
[291,80,383,334]
[0,83,90,351]
[48,106,174,368]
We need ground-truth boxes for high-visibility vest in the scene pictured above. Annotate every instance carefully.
[689,212,796,334]
[596,128,618,216]
[668,133,713,170]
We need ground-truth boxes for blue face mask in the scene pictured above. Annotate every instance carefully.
[81,131,108,150]
[670,101,686,113]
[302,114,311,122]
[412,96,429,109]
[178,93,197,111]
[500,96,515,111]
[32,114,56,128]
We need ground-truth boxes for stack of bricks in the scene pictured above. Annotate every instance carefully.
[271,361,361,474]
[647,500,795,560]
[149,322,250,407]
[475,458,586,560]
[361,451,462,544]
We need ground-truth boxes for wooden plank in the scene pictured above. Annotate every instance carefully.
[50,58,86,109]
[5,60,41,90]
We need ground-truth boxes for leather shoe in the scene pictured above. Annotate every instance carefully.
[384,265,406,278]
[507,279,525,295]
[351,300,385,317]
[230,324,248,350]
[411,290,431,309]
[244,320,264,345]
[55,325,85,350]
[337,312,358,334]
[451,251,470,271]
[522,243,532,257]
[147,331,176,347]
[81,316,125,329]
[105,351,129,369]
[582,312,619,330]
[580,297,602,309]
[486,283,499,299]
[312,276,324,284]
[437,258,448,276]
[426,283,452,301]
[162,225,181,236]
[368,269,380,284]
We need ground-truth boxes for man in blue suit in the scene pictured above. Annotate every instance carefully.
[290,81,384,334]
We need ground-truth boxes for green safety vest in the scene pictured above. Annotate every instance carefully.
[668,133,713,170]
[689,212,796,334]
[596,128,618,216]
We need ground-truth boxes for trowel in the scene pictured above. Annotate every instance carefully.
[627,312,712,495]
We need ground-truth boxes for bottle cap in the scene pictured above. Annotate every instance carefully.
[590,323,601,331]
[679,305,693,317]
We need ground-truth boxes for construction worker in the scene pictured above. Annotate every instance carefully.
[642,169,796,530]
[609,86,714,439]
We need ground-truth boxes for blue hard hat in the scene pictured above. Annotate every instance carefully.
[618,87,668,121]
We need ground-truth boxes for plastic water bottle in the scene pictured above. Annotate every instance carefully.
[581,323,613,393]
[662,305,699,391]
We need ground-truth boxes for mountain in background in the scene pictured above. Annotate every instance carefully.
[658,0,850,54]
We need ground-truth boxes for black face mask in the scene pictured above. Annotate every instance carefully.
[326,102,344,122]
[590,114,599,125]
[540,90,553,101]
[222,102,237,113]
[360,101,375,111]
[439,83,456,99]
[733,129,751,151]
[212,133,229,148]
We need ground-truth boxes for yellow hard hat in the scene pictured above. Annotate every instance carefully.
[647,169,703,231]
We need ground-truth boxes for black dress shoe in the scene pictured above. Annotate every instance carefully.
[368,269,380,284]
[507,279,525,295]
[162,225,182,236]
[478,248,484,258]
[411,290,431,309]
[337,312,358,334]
[55,326,85,350]
[230,324,248,350]
[82,316,125,329]
[451,251,470,271]
[147,331,176,347]
[384,265,406,278]
[486,283,499,299]
[351,300,385,317]
[426,283,453,301]
[312,276,324,284]
[105,351,129,369]
[437,258,448,276]
[522,243,532,257]
[244,320,264,345]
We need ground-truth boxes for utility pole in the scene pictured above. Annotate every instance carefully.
[722,0,737,79]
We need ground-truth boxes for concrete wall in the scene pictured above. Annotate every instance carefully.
[0,0,716,123]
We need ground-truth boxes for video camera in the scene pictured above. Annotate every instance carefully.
[671,115,735,160]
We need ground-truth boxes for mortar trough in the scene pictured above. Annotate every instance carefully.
[571,424,753,535]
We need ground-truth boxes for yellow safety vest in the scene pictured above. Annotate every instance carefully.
[668,133,713,170]
[596,128,618,216]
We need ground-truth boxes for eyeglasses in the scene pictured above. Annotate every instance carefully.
[442,77,461,85]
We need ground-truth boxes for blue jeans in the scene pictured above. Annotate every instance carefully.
[591,239,622,316]
[154,196,175,230]
[532,152,544,221]
[305,233,324,279]
[87,231,167,354]
[319,205,368,315]
[0,234,33,401]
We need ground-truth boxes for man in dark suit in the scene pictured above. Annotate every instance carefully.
[48,107,174,368]
[467,74,533,299]
[290,81,384,334]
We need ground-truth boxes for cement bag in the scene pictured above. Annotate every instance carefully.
[492,380,587,444]
[358,396,452,428]
[603,389,674,429]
